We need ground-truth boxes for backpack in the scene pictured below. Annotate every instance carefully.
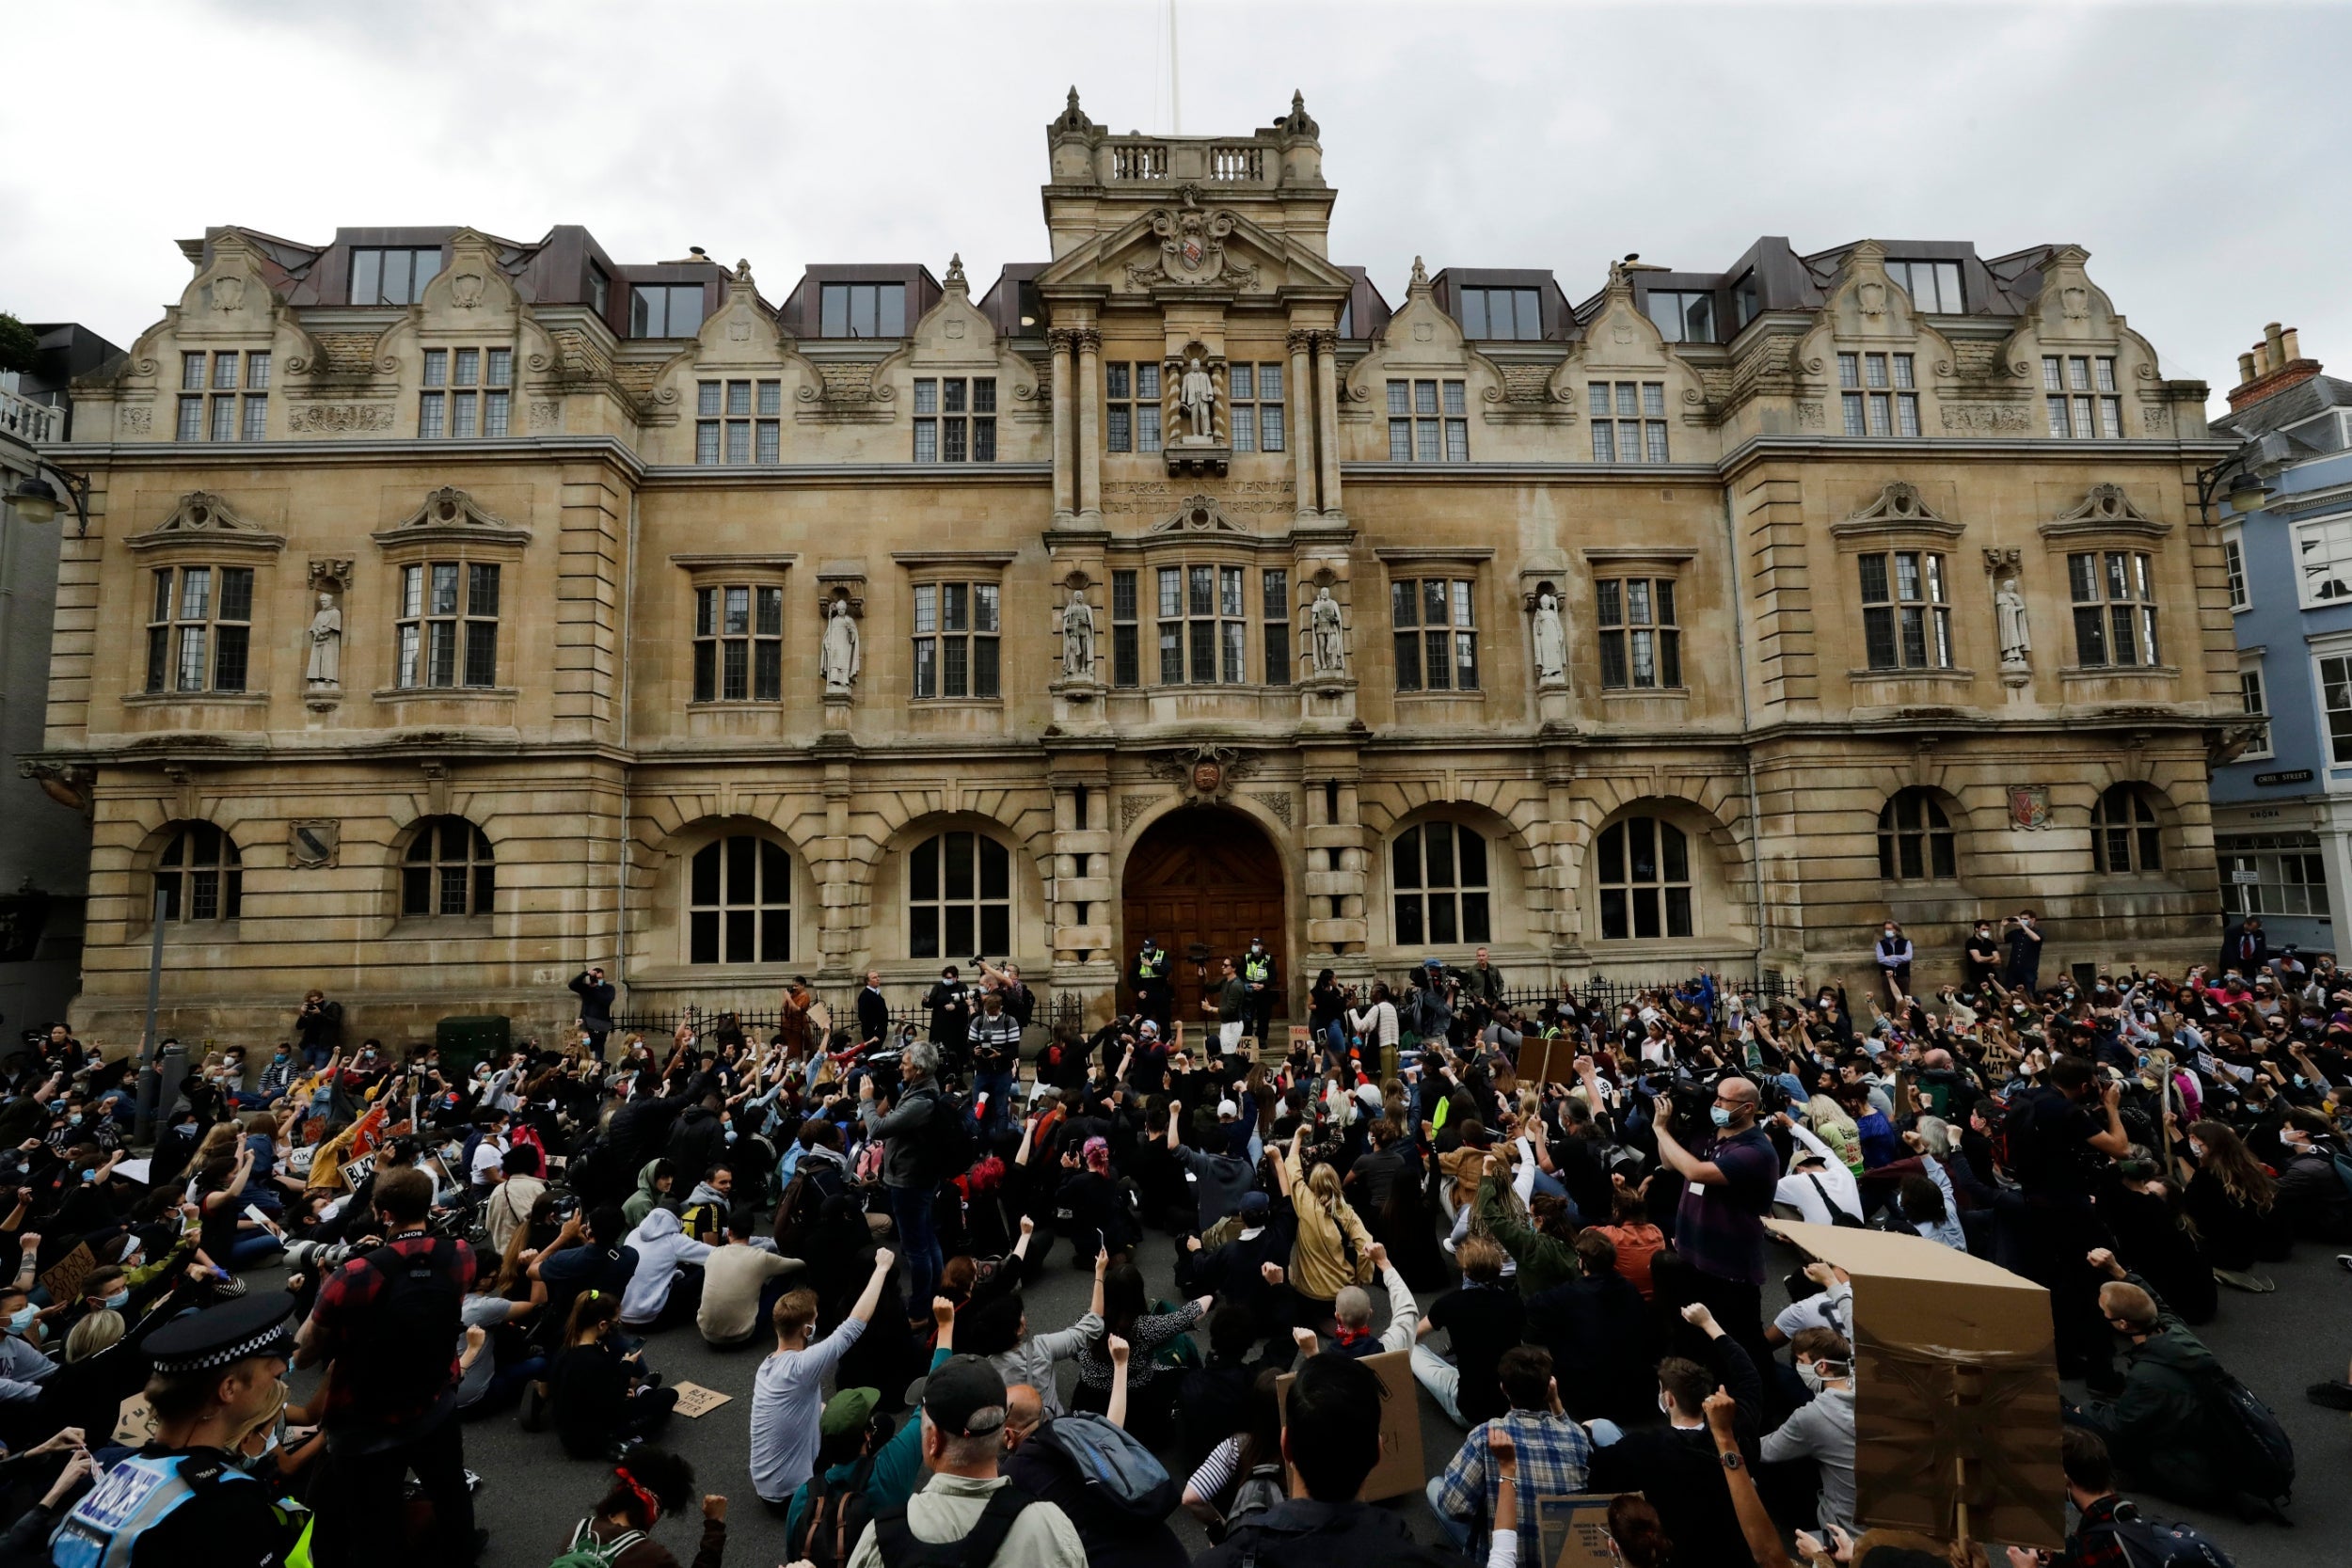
[2193,1366,2295,1509]
[1034,1412,1178,1522]
[1225,1462,1286,1535]
[872,1484,1030,1568]
[924,1088,977,1178]
[342,1236,465,1419]
[2096,1500,2235,1567]
[2324,1147,2352,1204]
[795,1457,878,1568]
[772,1169,822,1255]
[549,1521,642,1568]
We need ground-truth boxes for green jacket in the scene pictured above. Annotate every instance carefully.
[2073,1273,2227,1507]
[621,1158,674,1230]
[1477,1173,1581,1297]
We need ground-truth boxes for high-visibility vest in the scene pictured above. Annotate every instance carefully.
[1244,955,1270,984]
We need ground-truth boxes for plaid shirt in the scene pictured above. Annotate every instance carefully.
[305,1230,474,1428]
[1437,1408,1593,1558]
[2055,1496,2129,1568]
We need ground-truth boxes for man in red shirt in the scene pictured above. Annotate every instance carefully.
[294,1165,481,1568]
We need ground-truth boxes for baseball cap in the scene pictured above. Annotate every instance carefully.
[920,1354,1009,1438]
[1237,1190,1272,1222]
[1216,1098,1239,1118]
[819,1386,881,1438]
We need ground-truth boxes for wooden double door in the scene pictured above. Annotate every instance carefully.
[1120,807,1288,1025]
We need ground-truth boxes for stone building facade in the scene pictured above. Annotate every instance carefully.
[31,92,2238,1045]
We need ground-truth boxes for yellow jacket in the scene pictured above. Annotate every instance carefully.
[1285,1143,1375,1301]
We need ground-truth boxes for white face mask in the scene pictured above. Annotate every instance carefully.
[1658,1390,1673,1418]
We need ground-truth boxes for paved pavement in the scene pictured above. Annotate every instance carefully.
[309,1220,2348,1568]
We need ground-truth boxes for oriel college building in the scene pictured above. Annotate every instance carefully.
[33,91,2239,1043]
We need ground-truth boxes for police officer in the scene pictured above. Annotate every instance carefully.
[49,1293,311,1568]
[1242,938,1278,1046]
[1134,936,1172,1034]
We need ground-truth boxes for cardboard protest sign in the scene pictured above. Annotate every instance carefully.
[113,1392,159,1447]
[39,1243,96,1305]
[670,1381,732,1418]
[1534,1494,1625,1568]
[1277,1349,1422,1503]
[1767,1220,2064,1549]
[1517,1036,1578,1090]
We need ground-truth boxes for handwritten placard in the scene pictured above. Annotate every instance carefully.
[671,1381,732,1418]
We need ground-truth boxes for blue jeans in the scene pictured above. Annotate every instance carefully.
[974,1069,1013,1138]
[891,1182,942,1310]
[1425,1476,1474,1552]
[228,1231,285,1269]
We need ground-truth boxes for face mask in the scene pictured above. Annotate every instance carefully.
[2188,1140,2205,1160]
[1658,1391,1673,1417]
[7,1307,34,1335]
[1709,1105,1734,1130]
[1884,928,1896,938]
[723,1128,738,1145]
[1797,1360,1827,1396]
[103,1290,129,1310]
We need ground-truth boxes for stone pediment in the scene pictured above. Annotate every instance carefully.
[1830,481,1964,540]
[125,491,287,554]
[372,486,533,548]
[1035,187,1351,298]
[2040,483,2168,541]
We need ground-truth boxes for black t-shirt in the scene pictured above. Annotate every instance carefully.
[2006,1085,2100,1195]
[1426,1282,1525,1426]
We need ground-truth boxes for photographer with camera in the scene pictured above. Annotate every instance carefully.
[967,988,1022,1140]
[294,990,343,1069]
[1650,1072,1777,1370]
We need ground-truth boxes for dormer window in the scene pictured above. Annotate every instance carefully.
[1456,287,1541,341]
[1645,292,1715,344]
[351,246,443,307]
[818,282,906,339]
[629,284,707,339]
[1887,260,1963,313]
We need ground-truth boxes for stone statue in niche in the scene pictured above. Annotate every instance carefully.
[1179,351,1217,441]
[1995,577,2032,671]
[1531,590,1566,684]
[1060,591,1096,679]
[820,595,861,692]
[305,593,342,688]
[1309,586,1345,675]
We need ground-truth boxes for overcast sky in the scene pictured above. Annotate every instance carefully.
[8,1,2349,414]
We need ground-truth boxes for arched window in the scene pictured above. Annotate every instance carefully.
[156,823,242,923]
[1877,790,1958,881]
[908,832,1010,959]
[1597,816,1692,941]
[690,834,791,965]
[1391,823,1490,945]
[403,816,494,917]
[2091,785,2163,875]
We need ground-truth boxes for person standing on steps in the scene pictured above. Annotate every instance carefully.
[570,967,616,1063]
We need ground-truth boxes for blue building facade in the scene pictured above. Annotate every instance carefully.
[2212,325,2352,958]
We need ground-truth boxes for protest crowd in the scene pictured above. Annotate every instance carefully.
[0,913,2343,1568]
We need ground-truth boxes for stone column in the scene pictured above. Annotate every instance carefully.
[1312,332,1343,521]
[1075,327,1104,523]
[1302,757,1369,961]
[1048,328,1077,521]
[1048,761,1120,1028]
[1287,329,1317,519]
[818,765,857,982]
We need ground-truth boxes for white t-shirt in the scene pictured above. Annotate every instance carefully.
[469,1136,507,1185]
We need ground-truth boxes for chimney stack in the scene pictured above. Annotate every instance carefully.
[2227,322,2324,412]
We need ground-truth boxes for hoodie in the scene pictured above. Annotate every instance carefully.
[666,1101,728,1179]
[679,1179,732,1244]
[622,1158,676,1230]
[619,1207,715,1324]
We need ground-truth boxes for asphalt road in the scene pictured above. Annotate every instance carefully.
[343,1217,2345,1568]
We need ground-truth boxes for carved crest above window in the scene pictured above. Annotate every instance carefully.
[372,485,533,549]
[125,491,285,555]
[1152,494,1242,533]
[1124,189,1260,293]
[2040,483,2169,542]
[1830,480,1965,541]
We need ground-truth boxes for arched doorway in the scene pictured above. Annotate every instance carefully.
[1120,807,1287,1026]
